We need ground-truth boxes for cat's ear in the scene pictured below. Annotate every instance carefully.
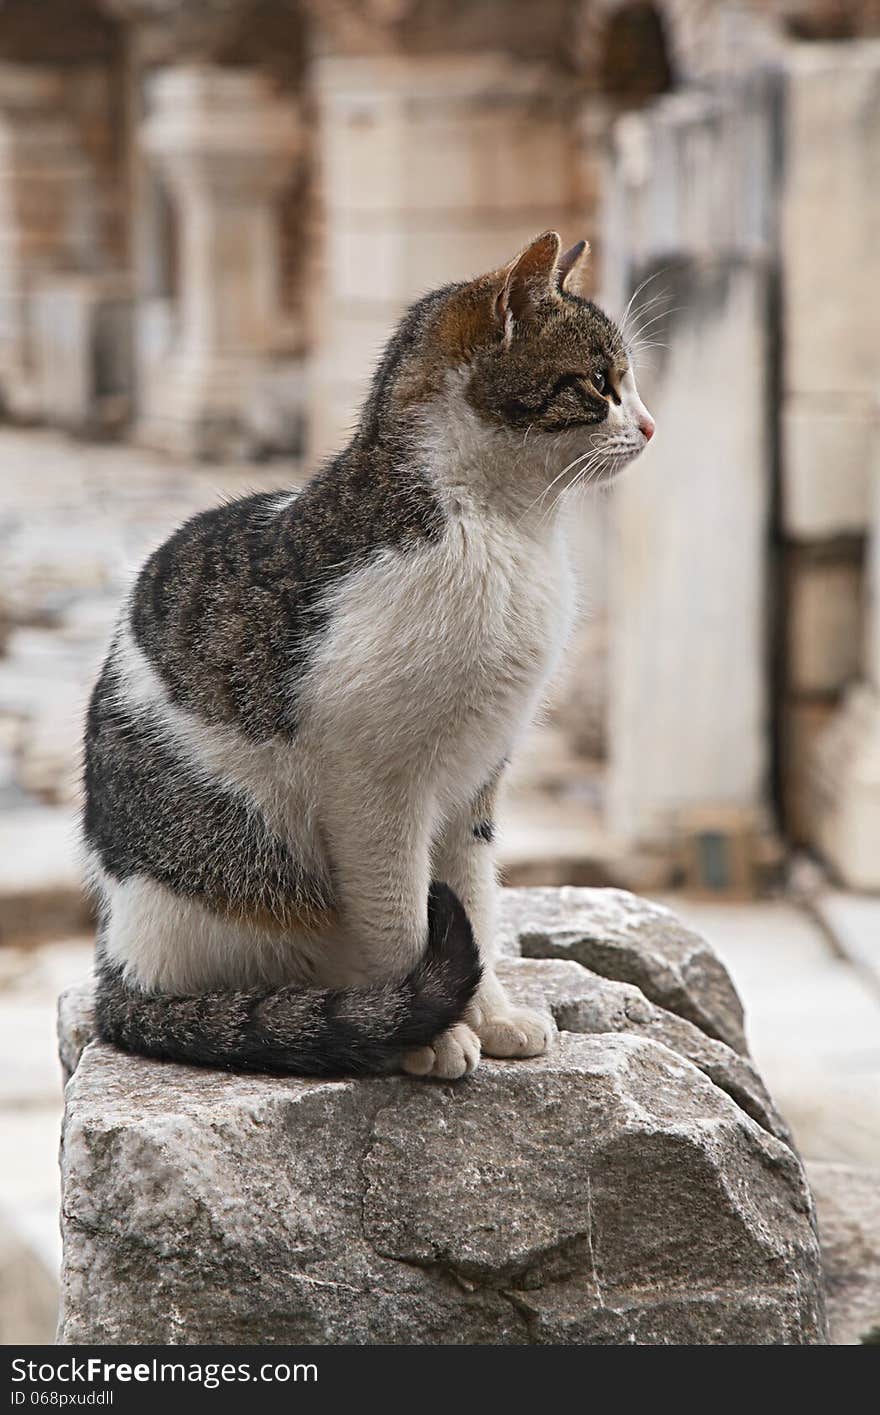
[556,239,590,294]
[495,231,562,333]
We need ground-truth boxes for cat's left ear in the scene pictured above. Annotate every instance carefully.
[495,231,561,334]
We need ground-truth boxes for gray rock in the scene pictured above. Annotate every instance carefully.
[503,886,748,1054]
[57,977,95,1084]
[807,1161,880,1345]
[58,1024,827,1344]
[56,889,825,1344]
[497,957,791,1146]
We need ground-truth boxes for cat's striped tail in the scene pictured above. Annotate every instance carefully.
[94,883,482,1076]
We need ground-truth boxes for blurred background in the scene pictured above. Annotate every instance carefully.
[1,0,880,1342]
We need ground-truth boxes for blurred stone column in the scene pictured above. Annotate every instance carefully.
[308,54,583,461]
[602,76,778,868]
[0,64,94,418]
[138,66,300,458]
[785,44,880,886]
[812,433,880,888]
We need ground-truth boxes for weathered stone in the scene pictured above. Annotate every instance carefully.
[810,455,880,887]
[0,64,98,419]
[811,684,880,891]
[813,891,880,995]
[32,273,133,435]
[786,555,863,696]
[57,887,826,1345]
[497,958,790,1146]
[782,700,836,846]
[782,400,874,540]
[600,77,777,860]
[782,44,880,403]
[58,1026,826,1345]
[608,259,771,856]
[57,977,95,1085]
[501,886,747,1055]
[807,1161,880,1345]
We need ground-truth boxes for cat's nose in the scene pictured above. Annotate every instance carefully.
[638,413,655,442]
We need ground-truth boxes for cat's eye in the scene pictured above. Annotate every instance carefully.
[590,371,607,394]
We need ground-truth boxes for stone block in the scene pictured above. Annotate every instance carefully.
[786,554,863,695]
[57,888,826,1345]
[810,684,880,890]
[782,400,874,541]
[781,699,836,845]
[308,53,581,464]
[782,43,880,400]
[813,891,880,996]
[31,273,133,433]
[317,55,575,217]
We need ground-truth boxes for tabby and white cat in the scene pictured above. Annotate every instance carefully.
[83,231,654,1080]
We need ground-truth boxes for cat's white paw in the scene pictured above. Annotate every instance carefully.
[402,1022,481,1080]
[474,1006,554,1059]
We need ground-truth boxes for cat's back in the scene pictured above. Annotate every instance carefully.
[106,449,446,741]
[126,487,307,738]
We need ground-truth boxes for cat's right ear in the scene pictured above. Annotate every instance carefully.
[556,239,590,293]
[495,231,562,341]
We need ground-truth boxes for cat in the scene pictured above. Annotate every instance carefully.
[83,230,655,1080]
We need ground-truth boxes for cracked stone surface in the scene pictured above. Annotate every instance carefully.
[503,886,748,1054]
[57,889,827,1345]
[498,957,791,1146]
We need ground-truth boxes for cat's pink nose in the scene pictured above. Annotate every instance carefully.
[639,413,655,442]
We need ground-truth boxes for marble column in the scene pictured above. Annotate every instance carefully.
[781,44,880,882]
[138,65,300,457]
[811,429,880,888]
[602,74,778,863]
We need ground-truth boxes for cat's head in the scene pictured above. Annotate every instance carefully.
[364,231,654,507]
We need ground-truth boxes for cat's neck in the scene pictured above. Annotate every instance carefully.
[409,381,570,532]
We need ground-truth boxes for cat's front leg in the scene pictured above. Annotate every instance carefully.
[321,765,481,1079]
[433,768,555,1059]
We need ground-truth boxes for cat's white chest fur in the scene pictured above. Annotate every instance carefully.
[299,508,575,811]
